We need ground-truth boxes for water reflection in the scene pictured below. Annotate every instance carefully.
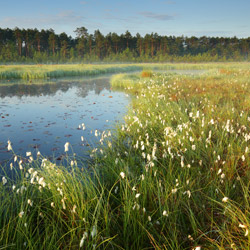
[0,76,130,165]
[0,77,111,98]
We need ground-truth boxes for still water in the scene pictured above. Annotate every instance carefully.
[0,77,130,164]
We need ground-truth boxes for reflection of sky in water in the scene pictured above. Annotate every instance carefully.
[0,77,130,164]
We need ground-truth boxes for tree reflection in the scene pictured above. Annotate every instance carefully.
[0,77,111,99]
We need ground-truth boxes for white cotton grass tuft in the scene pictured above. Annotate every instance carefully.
[135,193,141,198]
[222,197,229,203]
[192,247,201,250]
[26,152,32,157]
[2,177,7,185]
[79,232,88,248]
[239,223,249,236]
[91,225,97,238]
[27,199,33,206]
[19,211,24,218]
[7,140,12,151]
[163,210,168,216]
[120,172,125,179]
[64,142,70,152]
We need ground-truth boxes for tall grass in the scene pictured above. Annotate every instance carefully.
[1,64,250,249]
[1,62,250,81]
[0,64,142,80]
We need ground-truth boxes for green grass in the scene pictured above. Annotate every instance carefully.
[1,63,250,249]
[0,64,142,80]
[1,62,250,81]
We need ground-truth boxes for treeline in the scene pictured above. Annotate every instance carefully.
[0,27,250,63]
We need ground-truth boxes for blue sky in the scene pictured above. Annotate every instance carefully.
[0,0,249,38]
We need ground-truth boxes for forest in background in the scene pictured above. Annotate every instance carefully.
[0,27,250,63]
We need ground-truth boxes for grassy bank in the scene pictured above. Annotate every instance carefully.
[1,62,250,81]
[1,64,250,249]
[0,64,142,80]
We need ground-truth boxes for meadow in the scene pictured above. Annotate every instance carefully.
[1,63,250,249]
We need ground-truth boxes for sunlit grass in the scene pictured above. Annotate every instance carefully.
[1,63,250,249]
[0,64,142,80]
[1,62,250,81]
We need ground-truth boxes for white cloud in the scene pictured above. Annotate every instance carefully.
[0,11,84,28]
[139,11,174,21]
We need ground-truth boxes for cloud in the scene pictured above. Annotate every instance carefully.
[0,11,84,28]
[164,1,176,4]
[103,12,131,22]
[139,11,174,21]
[80,1,87,5]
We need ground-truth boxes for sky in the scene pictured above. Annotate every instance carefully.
[0,0,249,38]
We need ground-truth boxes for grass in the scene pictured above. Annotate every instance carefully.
[1,63,250,249]
[0,64,142,81]
[1,62,250,81]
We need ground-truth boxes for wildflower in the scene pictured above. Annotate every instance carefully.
[37,151,41,156]
[2,177,7,185]
[81,136,84,142]
[10,163,13,170]
[172,188,177,194]
[120,172,125,179]
[51,202,55,208]
[64,142,70,152]
[14,156,17,162]
[19,211,24,218]
[148,216,151,221]
[222,197,229,203]
[192,145,196,150]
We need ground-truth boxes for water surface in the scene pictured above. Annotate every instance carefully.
[0,76,130,164]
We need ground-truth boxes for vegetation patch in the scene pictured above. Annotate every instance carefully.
[1,64,250,249]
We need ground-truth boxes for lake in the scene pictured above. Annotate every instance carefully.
[0,76,130,165]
